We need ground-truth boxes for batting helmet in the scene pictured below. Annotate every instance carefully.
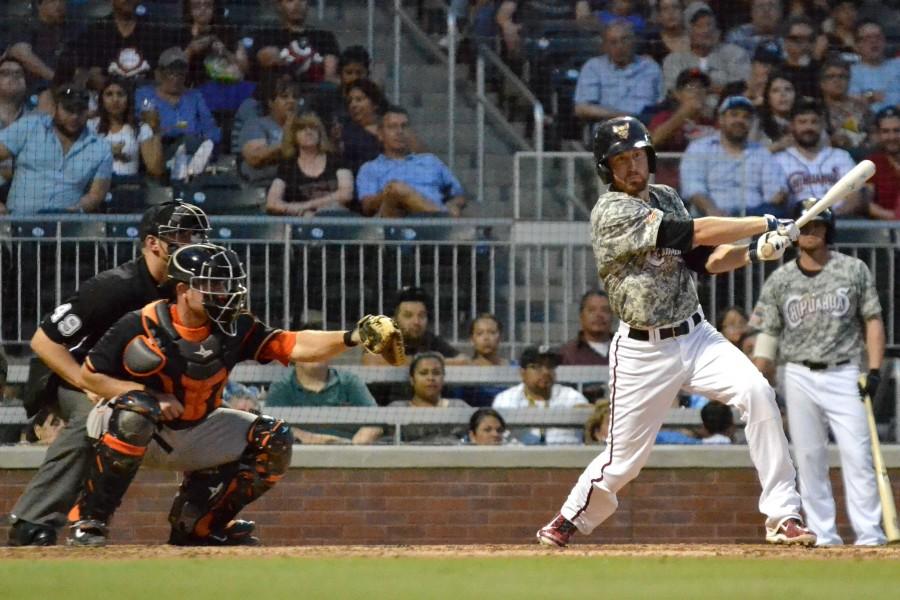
[592,116,656,185]
[168,244,248,336]
[792,197,836,244]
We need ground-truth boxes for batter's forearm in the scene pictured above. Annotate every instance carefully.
[692,216,767,247]
[865,318,885,370]
[704,244,750,274]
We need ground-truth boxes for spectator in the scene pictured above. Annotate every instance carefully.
[463,313,510,407]
[388,352,468,445]
[725,0,784,57]
[363,286,465,366]
[680,95,787,216]
[559,290,613,366]
[266,361,383,444]
[238,75,300,186]
[642,0,690,65]
[75,0,178,82]
[656,400,736,444]
[866,106,900,220]
[583,400,610,444]
[573,20,664,130]
[753,71,796,151]
[28,410,66,446]
[648,67,717,151]
[0,58,29,200]
[594,0,647,34]
[0,85,112,214]
[717,305,749,346]
[738,330,759,358]
[89,78,164,179]
[357,106,466,218]
[466,407,508,445]
[819,57,871,154]
[746,41,783,107]
[223,381,261,414]
[662,2,750,95]
[492,345,589,445]
[266,111,352,216]
[779,16,821,100]
[495,1,593,64]
[820,0,861,61]
[135,47,221,178]
[248,0,340,86]
[5,0,81,91]
[774,96,864,215]
[330,45,371,130]
[849,21,900,113]
[339,79,388,175]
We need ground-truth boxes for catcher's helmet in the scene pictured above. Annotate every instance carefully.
[593,116,656,185]
[792,197,835,244]
[168,244,248,336]
[140,201,212,248]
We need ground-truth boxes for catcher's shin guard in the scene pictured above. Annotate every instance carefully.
[169,416,291,541]
[70,391,160,524]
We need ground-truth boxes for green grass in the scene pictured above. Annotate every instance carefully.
[2,556,898,600]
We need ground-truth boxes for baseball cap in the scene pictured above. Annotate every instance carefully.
[158,47,188,69]
[875,105,900,126]
[752,41,783,66]
[684,1,714,25]
[54,85,90,112]
[717,95,755,115]
[675,67,711,89]
[519,345,562,369]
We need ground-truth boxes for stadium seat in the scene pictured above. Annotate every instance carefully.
[176,176,266,215]
[104,183,149,214]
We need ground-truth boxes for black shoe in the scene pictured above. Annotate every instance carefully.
[7,520,57,547]
[168,519,260,546]
[66,519,108,547]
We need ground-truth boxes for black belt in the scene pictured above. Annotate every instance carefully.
[800,359,851,371]
[627,312,702,341]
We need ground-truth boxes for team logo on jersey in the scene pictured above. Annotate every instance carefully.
[195,344,214,359]
[784,288,850,327]
[786,167,841,196]
[57,314,82,337]
[613,123,630,139]
[646,247,681,267]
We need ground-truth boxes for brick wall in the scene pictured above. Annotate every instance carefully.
[4,466,897,545]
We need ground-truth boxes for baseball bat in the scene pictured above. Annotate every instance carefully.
[760,159,876,258]
[860,375,900,544]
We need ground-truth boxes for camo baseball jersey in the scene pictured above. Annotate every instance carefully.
[774,147,856,206]
[750,251,881,363]
[590,184,698,327]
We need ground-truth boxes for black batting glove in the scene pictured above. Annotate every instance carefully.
[859,369,881,401]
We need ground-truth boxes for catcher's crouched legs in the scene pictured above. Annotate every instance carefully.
[168,415,292,546]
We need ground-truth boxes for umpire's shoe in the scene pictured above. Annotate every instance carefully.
[168,519,261,546]
[536,513,578,548]
[765,517,817,546]
[67,519,108,547]
[7,519,57,547]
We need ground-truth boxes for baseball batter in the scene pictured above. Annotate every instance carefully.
[537,117,816,547]
[751,199,886,546]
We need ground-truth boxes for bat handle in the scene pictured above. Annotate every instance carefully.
[759,242,774,259]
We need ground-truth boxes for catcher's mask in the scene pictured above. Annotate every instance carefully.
[168,244,248,336]
[141,201,212,249]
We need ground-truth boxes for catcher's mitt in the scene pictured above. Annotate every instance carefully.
[356,315,406,366]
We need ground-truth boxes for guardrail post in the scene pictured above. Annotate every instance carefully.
[447,12,456,173]
[476,51,485,204]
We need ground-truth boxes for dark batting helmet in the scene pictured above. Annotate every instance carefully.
[592,116,656,185]
[168,243,248,336]
[792,197,835,244]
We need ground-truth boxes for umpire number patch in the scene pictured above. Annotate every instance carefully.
[49,303,72,323]
[58,314,82,337]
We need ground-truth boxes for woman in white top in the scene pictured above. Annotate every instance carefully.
[89,79,164,179]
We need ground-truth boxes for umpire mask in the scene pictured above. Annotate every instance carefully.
[157,202,212,249]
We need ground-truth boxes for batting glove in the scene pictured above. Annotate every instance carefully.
[859,369,881,401]
[749,231,790,262]
[764,214,800,242]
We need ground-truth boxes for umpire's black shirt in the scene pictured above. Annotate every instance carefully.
[39,256,165,373]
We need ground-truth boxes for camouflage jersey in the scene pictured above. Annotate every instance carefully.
[750,251,881,364]
[590,184,699,328]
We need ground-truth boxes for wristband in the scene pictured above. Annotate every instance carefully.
[343,329,358,347]
[764,214,777,232]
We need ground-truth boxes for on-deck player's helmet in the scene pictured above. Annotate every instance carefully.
[792,197,835,244]
[168,244,248,336]
[140,201,212,249]
[592,116,656,185]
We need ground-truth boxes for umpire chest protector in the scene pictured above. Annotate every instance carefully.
[124,300,241,422]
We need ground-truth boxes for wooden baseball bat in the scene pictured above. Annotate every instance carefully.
[860,375,900,544]
[761,159,876,258]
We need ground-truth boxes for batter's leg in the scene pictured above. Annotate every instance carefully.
[559,334,684,535]
[684,323,804,530]
[820,365,886,545]
[782,364,842,545]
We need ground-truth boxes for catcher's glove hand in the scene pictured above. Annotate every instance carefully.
[356,315,406,366]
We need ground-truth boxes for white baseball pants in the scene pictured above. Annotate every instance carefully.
[783,363,885,546]
[560,319,804,534]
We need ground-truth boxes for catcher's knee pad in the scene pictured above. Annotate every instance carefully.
[107,390,162,447]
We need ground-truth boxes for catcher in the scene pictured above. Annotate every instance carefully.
[67,243,403,546]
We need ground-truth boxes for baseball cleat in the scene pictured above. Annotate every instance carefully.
[168,519,261,546]
[66,519,108,547]
[6,519,57,547]
[536,513,578,548]
[765,517,817,546]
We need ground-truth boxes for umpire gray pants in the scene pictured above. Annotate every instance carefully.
[10,387,94,527]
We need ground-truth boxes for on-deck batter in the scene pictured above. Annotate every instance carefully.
[536,115,816,547]
[751,199,886,546]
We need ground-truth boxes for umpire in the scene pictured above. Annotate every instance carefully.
[6,202,211,546]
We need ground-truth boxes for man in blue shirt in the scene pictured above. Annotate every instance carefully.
[573,20,663,130]
[679,95,787,216]
[356,106,466,217]
[0,85,112,214]
[849,21,900,113]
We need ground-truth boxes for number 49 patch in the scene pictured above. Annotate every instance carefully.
[50,303,82,337]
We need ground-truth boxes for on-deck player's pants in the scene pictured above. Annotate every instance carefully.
[561,318,804,534]
[783,363,885,546]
